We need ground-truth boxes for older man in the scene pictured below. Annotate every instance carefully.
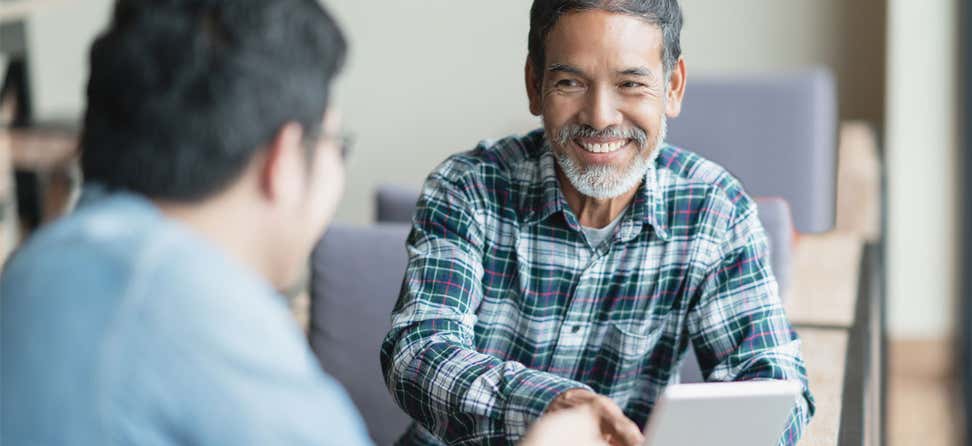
[381,1,815,445]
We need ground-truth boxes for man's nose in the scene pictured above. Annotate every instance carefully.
[578,86,623,130]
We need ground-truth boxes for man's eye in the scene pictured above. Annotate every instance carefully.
[620,81,645,89]
[556,79,582,89]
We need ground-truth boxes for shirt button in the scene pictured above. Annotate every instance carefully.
[571,325,581,333]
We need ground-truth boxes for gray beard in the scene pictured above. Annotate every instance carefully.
[552,117,667,200]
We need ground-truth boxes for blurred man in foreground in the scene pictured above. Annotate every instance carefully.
[0,1,603,444]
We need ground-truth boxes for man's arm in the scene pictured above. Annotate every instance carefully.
[687,196,815,446]
[379,170,593,444]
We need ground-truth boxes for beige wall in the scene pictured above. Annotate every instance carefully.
[25,0,113,119]
[680,0,886,124]
[324,0,536,224]
[885,0,960,339]
[25,0,881,223]
[27,1,954,339]
[679,1,843,72]
[326,0,884,223]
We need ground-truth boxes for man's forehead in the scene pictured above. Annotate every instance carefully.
[543,9,664,68]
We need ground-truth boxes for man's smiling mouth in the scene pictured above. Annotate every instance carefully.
[574,138,631,154]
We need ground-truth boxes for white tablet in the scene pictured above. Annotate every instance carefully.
[643,380,802,446]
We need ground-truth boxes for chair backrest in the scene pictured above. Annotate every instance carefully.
[308,223,412,446]
[754,197,794,296]
[375,184,421,224]
[666,69,838,233]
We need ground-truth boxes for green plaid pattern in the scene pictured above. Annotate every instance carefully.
[380,129,815,445]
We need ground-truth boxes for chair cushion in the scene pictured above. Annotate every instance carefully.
[308,223,412,446]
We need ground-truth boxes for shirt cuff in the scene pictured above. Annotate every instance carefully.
[503,370,592,436]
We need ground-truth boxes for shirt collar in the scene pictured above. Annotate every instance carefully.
[521,139,670,242]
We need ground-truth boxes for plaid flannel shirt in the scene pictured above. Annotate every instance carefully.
[380,129,815,445]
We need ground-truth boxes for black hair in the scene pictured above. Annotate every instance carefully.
[80,0,347,201]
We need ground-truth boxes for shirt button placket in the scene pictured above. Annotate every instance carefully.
[548,254,603,377]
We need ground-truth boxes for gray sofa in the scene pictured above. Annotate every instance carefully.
[309,224,412,446]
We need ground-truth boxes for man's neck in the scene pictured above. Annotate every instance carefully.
[154,196,277,286]
[557,169,639,229]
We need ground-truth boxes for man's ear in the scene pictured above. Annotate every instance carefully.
[525,57,543,116]
[259,122,305,205]
[665,57,687,118]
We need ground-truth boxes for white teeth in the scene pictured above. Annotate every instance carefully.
[580,141,625,153]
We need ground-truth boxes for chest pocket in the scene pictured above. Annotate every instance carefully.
[589,319,665,399]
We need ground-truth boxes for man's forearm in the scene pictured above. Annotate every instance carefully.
[381,318,590,443]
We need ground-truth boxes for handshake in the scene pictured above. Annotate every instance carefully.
[523,389,644,446]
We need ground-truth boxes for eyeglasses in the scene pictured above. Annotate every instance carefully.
[317,131,355,161]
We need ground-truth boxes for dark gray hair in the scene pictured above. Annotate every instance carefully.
[528,0,683,83]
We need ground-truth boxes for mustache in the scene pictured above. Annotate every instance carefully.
[555,124,649,150]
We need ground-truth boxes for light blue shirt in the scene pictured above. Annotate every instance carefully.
[1,192,373,445]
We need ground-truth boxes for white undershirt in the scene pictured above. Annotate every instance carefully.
[580,207,628,250]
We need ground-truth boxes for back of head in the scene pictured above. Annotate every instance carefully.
[81,0,347,202]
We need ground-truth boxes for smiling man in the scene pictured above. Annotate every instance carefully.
[380,1,815,445]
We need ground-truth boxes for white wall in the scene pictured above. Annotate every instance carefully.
[327,0,859,223]
[25,0,855,224]
[885,0,959,339]
[678,0,843,74]
[25,1,951,339]
[325,1,537,224]
[25,0,113,119]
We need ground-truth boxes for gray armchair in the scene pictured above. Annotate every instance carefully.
[308,224,412,446]
[666,69,837,233]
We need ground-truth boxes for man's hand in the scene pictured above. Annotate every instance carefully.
[542,389,644,446]
[520,406,609,446]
